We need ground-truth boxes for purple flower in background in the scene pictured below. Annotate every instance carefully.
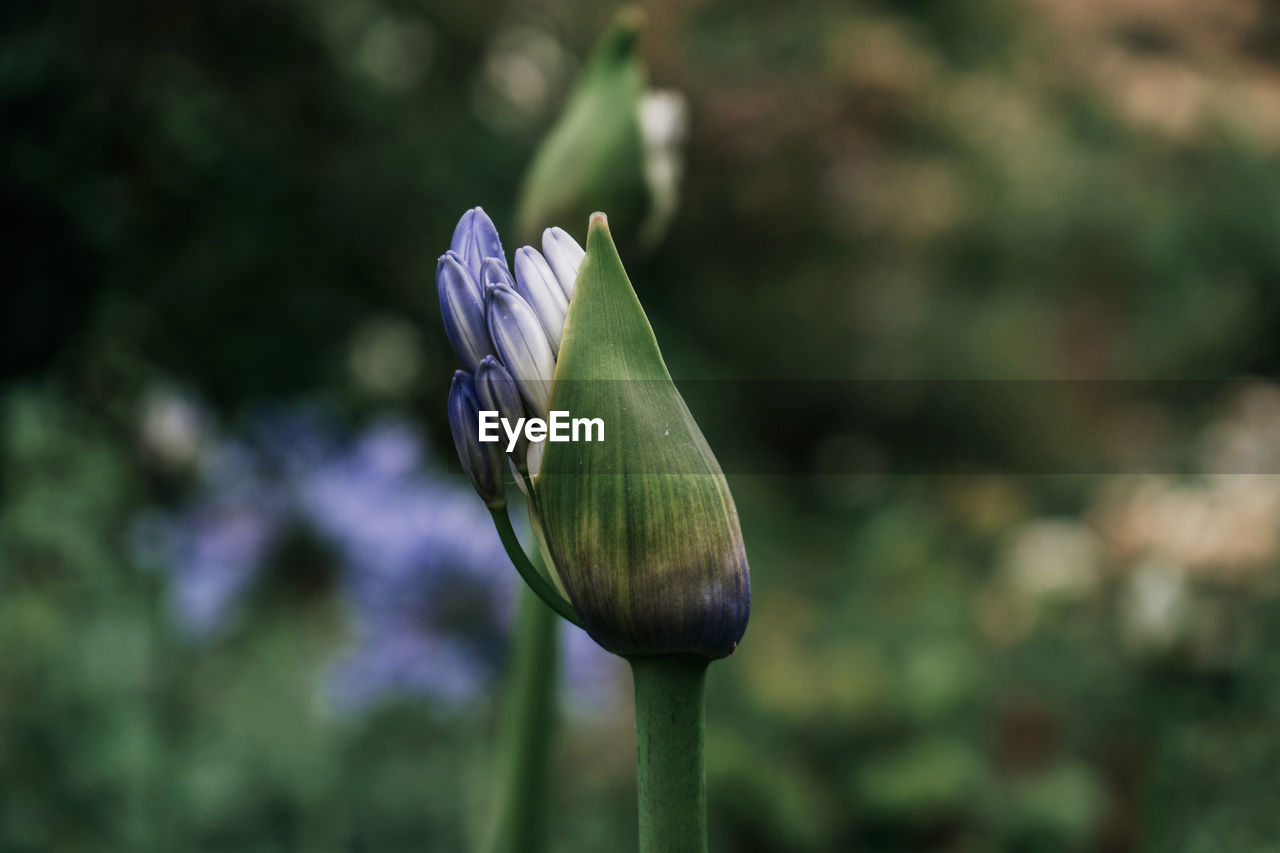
[172,500,287,635]
[329,621,497,710]
[134,397,621,712]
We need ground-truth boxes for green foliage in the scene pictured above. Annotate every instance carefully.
[8,0,1280,850]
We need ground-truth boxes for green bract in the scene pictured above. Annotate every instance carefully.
[531,214,750,659]
[514,11,649,245]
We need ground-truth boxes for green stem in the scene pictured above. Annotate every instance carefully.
[630,655,710,853]
[489,507,581,628]
[483,584,560,853]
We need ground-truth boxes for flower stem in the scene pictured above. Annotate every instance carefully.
[483,584,560,853]
[630,655,709,853]
[489,507,582,628]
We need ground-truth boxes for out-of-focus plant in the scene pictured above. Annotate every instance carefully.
[514,8,688,250]
[440,206,749,852]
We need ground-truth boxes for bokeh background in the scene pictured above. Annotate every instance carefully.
[7,0,1280,850]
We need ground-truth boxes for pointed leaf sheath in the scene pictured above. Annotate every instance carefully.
[486,283,556,418]
[438,251,493,370]
[535,215,750,659]
[450,206,508,280]
[514,12,649,243]
[475,355,530,469]
[449,370,506,509]
[542,227,586,300]
[514,247,569,355]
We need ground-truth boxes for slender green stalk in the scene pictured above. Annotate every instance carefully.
[630,655,710,853]
[483,584,560,853]
[489,507,582,628]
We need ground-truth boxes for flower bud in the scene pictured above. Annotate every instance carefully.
[514,246,569,354]
[513,14,648,245]
[437,251,493,370]
[475,355,530,469]
[541,227,586,300]
[450,206,507,281]
[485,282,555,418]
[480,256,514,291]
[448,370,505,508]
[533,214,750,659]
[513,11,688,250]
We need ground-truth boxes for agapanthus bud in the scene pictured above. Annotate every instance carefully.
[485,283,555,418]
[513,12,648,245]
[475,355,530,469]
[541,227,586,299]
[514,246,569,355]
[450,206,507,280]
[481,256,514,291]
[437,251,493,370]
[448,370,505,508]
[534,214,750,659]
[513,11,688,250]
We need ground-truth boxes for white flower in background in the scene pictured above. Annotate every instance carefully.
[139,386,210,469]
[636,89,689,245]
[1000,519,1102,602]
[1095,475,1280,581]
[1121,559,1190,652]
[1096,383,1280,582]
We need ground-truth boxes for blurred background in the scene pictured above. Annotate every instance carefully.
[6,0,1280,850]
